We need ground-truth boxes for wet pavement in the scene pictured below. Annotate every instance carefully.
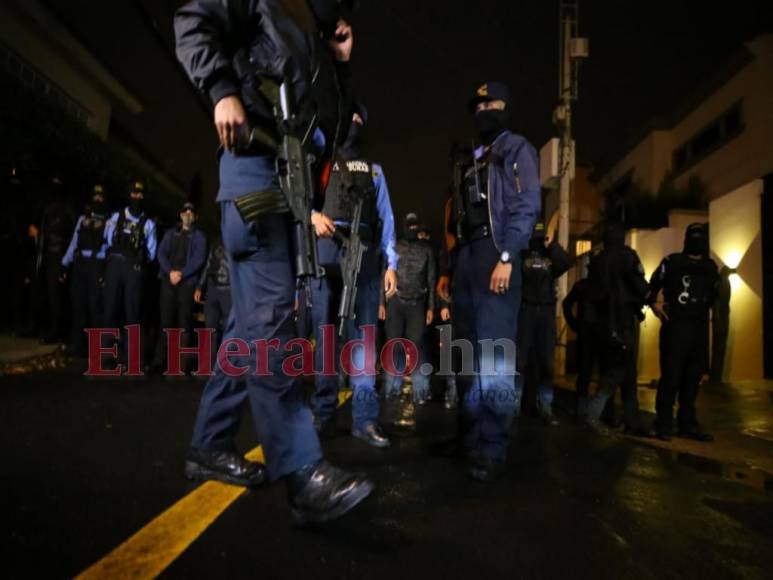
[2,363,773,579]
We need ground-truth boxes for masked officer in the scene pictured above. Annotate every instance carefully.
[103,181,157,362]
[516,223,572,425]
[37,174,76,344]
[649,223,718,442]
[583,223,652,436]
[379,212,436,405]
[175,0,373,522]
[310,105,399,447]
[195,236,231,368]
[61,185,109,356]
[443,82,540,482]
[153,202,207,373]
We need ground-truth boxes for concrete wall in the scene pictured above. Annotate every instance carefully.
[709,180,764,381]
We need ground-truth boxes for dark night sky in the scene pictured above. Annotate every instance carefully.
[40,0,773,237]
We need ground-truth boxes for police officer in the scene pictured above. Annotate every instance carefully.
[310,105,399,447]
[194,236,231,368]
[517,223,572,425]
[379,212,436,405]
[443,82,540,482]
[37,174,76,344]
[175,0,373,522]
[649,223,718,442]
[153,202,207,373]
[103,181,157,363]
[583,223,652,436]
[61,185,109,356]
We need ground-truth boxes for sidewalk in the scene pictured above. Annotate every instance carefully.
[556,375,773,488]
[0,334,66,375]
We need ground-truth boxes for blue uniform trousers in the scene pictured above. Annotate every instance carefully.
[452,237,522,462]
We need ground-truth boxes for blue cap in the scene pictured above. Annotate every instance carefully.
[468,81,511,112]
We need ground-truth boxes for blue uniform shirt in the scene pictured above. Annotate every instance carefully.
[61,215,108,267]
[104,208,157,262]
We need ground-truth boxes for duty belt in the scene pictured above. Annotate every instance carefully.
[234,188,290,223]
[465,224,491,243]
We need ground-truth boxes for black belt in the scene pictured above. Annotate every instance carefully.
[466,224,491,243]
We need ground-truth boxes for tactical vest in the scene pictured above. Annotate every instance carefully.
[662,254,717,319]
[522,250,555,305]
[169,228,192,270]
[112,211,147,263]
[322,159,378,226]
[76,214,107,257]
[461,152,492,236]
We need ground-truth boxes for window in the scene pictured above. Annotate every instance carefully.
[672,101,744,173]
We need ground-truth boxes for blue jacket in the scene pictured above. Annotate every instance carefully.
[483,130,541,257]
[158,226,208,284]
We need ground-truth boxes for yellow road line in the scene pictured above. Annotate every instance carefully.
[77,390,352,580]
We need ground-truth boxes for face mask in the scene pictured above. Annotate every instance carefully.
[684,236,708,256]
[474,110,509,143]
[129,198,143,215]
[529,236,546,253]
[339,121,363,159]
[91,200,107,218]
[181,215,195,228]
[308,0,341,38]
[405,228,419,241]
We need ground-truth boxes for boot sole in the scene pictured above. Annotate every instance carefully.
[291,479,374,526]
[184,461,267,488]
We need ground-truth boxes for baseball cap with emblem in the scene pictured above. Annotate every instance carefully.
[130,180,146,195]
[468,81,511,113]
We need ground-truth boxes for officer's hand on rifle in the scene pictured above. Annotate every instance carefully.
[440,307,451,322]
[436,275,451,303]
[214,95,247,153]
[384,269,397,299]
[194,289,204,304]
[329,20,353,62]
[378,305,386,321]
[426,310,434,326]
[490,262,512,295]
[311,212,336,238]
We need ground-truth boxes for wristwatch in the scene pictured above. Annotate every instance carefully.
[499,251,511,264]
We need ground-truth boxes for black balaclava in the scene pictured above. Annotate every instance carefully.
[339,120,363,160]
[129,196,144,216]
[683,223,709,256]
[529,233,546,253]
[90,196,107,218]
[604,222,626,248]
[308,0,341,39]
[474,110,509,144]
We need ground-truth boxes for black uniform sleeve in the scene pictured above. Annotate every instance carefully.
[562,282,580,332]
[426,244,437,312]
[174,0,254,106]
[625,251,650,304]
[197,247,214,293]
[648,257,668,305]
[548,242,573,278]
